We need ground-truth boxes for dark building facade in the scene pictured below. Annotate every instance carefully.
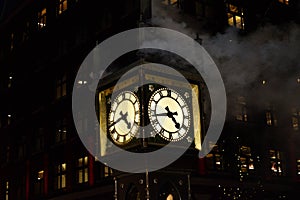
[0,0,300,200]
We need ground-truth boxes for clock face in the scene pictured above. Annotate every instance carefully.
[148,88,191,141]
[108,91,140,145]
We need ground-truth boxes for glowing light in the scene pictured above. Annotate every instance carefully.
[78,80,87,85]
[249,164,255,169]
[262,80,266,85]
[38,170,44,180]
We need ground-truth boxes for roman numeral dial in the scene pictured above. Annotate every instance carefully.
[108,91,140,145]
[148,88,191,142]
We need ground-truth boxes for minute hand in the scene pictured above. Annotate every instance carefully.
[165,106,180,129]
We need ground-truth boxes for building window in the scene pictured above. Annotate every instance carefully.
[235,96,248,122]
[55,118,67,143]
[57,0,68,15]
[16,176,26,200]
[266,110,277,126]
[278,0,289,5]
[226,4,245,30]
[6,146,10,163]
[269,149,284,176]
[56,75,67,99]
[161,0,178,6]
[239,146,255,175]
[54,163,67,190]
[77,156,89,183]
[205,143,224,171]
[10,33,14,51]
[104,166,113,177]
[38,8,47,29]
[292,110,300,130]
[35,128,45,152]
[22,22,30,42]
[7,114,12,125]
[17,143,26,160]
[5,181,9,200]
[8,75,13,88]
[34,170,44,196]
[297,160,300,175]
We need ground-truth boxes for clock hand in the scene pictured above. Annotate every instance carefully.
[165,106,180,129]
[108,117,122,128]
[120,111,132,129]
[155,113,168,116]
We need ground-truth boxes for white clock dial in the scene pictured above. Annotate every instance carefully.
[108,91,140,145]
[148,88,191,141]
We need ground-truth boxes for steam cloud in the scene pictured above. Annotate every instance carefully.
[151,0,300,109]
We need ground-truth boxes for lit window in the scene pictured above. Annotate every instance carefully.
[6,181,9,200]
[55,118,67,143]
[239,146,255,174]
[166,194,174,200]
[278,0,289,5]
[77,156,89,183]
[38,8,47,29]
[269,149,284,176]
[161,0,178,6]
[7,114,12,125]
[8,75,12,88]
[297,160,300,175]
[34,170,44,196]
[227,4,245,30]
[236,96,248,122]
[56,74,67,99]
[10,33,14,51]
[291,110,300,130]
[266,110,277,126]
[57,0,68,15]
[104,166,113,177]
[55,163,67,190]
[205,143,224,171]
[229,4,239,13]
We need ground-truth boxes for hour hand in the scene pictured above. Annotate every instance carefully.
[155,113,168,116]
[120,111,131,129]
[165,106,180,129]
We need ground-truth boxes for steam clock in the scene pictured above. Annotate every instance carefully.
[97,60,204,200]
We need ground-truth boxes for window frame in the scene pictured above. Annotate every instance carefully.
[56,74,67,100]
[54,163,67,190]
[76,156,89,184]
[205,144,224,171]
[55,117,67,144]
[37,8,47,30]
[226,3,245,30]
[57,0,68,16]
[34,170,45,197]
[269,149,284,176]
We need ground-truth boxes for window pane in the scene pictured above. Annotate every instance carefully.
[84,168,89,182]
[62,83,67,97]
[62,174,66,188]
[84,156,88,166]
[78,169,83,183]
